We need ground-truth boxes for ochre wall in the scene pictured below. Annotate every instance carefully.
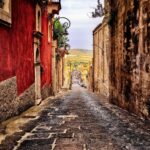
[93,22,110,97]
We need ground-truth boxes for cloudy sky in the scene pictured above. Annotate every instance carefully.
[59,0,104,50]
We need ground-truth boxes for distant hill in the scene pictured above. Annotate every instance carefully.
[69,49,93,56]
[67,49,93,63]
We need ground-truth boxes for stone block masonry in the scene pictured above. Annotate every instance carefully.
[92,0,150,118]
[0,77,35,122]
[93,22,110,98]
[108,0,150,117]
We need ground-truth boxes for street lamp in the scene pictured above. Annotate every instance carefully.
[53,16,71,37]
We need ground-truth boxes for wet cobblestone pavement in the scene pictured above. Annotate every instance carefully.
[2,85,150,150]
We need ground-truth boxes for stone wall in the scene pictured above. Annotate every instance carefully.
[41,85,53,99]
[0,77,35,122]
[93,21,110,97]
[109,0,150,117]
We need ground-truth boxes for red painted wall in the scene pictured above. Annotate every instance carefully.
[0,1,53,95]
[41,9,52,87]
[0,0,35,94]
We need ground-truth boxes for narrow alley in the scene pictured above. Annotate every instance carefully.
[0,0,150,150]
[1,85,149,150]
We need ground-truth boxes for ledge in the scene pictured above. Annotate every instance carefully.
[48,0,61,15]
[33,31,43,39]
[0,8,11,27]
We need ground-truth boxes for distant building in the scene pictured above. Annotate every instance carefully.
[0,0,61,122]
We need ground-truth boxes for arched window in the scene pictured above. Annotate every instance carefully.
[38,11,41,31]
[36,4,42,32]
[36,48,40,63]
[48,21,51,42]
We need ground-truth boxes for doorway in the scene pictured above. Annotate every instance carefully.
[34,46,42,105]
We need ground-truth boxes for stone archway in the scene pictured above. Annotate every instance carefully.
[72,70,82,84]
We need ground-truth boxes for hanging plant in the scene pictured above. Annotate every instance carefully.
[53,18,70,49]
[53,19,64,40]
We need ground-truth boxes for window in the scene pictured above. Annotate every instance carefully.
[0,0,11,26]
[48,21,51,42]
[36,4,42,32]
[36,48,40,63]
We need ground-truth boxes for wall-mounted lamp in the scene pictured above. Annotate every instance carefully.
[53,17,71,36]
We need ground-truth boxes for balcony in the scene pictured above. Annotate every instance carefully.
[48,0,61,15]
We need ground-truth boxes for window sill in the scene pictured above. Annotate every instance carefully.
[0,8,11,27]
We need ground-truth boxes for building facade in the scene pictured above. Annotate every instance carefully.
[0,0,61,122]
[92,0,150,117]
[109,0,150,117]
[93,19,110,97]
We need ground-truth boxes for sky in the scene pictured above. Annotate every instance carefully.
[59,0,104,50]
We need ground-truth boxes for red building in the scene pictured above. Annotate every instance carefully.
[0,0,61,122]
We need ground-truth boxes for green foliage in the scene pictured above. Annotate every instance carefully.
[53,18,69,48]
[53,19,63,40]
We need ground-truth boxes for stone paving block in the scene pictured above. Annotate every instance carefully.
[26,133,50,139]
[51,132,74,138]
[18,144,52,150]
[2,87,150,149]
[54,144,83,150]
[56,138,84,145]
[18,138,55,150]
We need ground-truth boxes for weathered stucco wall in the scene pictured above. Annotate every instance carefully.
[109,0,150,117]
[41,7,53,98]
[0,0,35,94]
[0,0,57,122]
[0,0,35,122]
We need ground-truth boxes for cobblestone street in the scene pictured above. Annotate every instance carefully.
[1,85,150,150]
[0,0,150,149]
